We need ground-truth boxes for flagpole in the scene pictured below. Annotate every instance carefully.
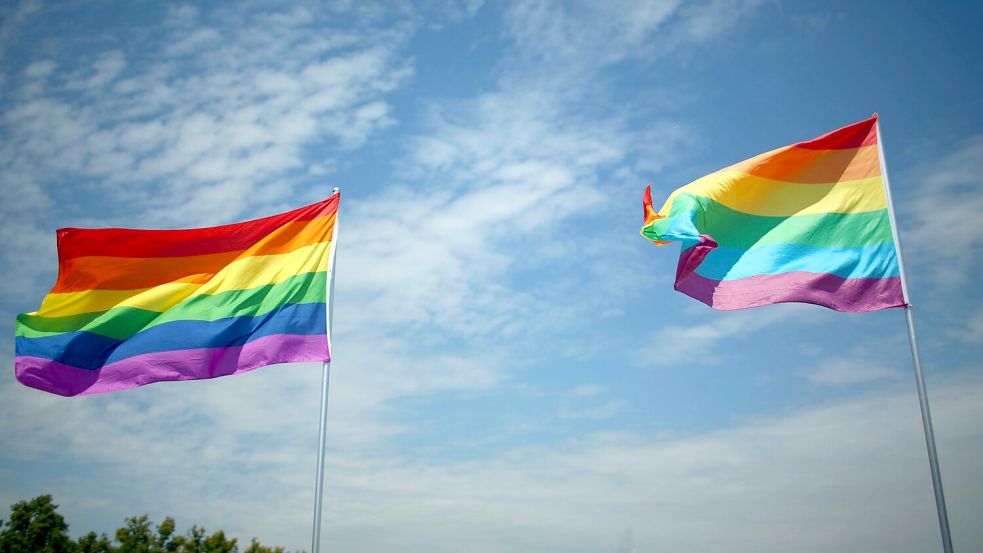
[876,119,954,553]
[312,187,340,553]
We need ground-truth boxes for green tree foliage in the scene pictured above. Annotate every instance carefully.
[199,530,237,553]
[115,515,155,553]
[242,538,286,553]
[76,532,114,553]
[0,496,296,553]
[155,518,179,553]
[0,495,74,553]
[114,515,186,553]
[115,516,244,553]
[170,525,237,553]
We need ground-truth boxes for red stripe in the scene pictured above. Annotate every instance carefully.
[51,214,334,293]
[57,195,339,261]
[795,114,878,150]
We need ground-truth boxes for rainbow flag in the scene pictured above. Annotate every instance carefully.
[15,194,339,396]
[640,115,905,312]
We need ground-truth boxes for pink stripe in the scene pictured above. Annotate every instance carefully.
[675,270,905,313]
[14,333,328,397]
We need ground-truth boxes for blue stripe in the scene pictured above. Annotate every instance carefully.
[691,242,901,281]
[15,302,326,371]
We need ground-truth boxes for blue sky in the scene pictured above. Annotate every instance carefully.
[1,1,982,551]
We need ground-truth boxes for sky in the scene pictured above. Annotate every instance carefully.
[1,1,982,552]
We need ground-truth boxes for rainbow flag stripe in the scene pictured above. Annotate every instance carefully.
[15,195,339,396]
[640,115,905,312]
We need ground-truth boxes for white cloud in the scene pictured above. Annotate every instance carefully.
[791,13,836,31]
[636,304,818,366]
[0,4,415,232]
[556,385,626,420]
[569,384,606,398]
[337,82,644,341]
[900,135,983,288]
[502,0,767,91]
[65,50,126,91]
[4,355,979,552]
[951,306,983,344]
[557,399,627,420]
[24,59,56,79]
[503,0,680,78]
[323,374,981,553]
[668,0,767,45]
[807,356,903,386]
[0,0,42,72]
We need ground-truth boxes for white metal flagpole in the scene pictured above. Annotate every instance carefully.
[876,119,954,553]
[312,187,340,553]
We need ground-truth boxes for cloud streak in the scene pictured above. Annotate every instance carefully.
[900,135,983,288]
[1,3,414,227]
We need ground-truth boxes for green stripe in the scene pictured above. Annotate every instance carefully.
[17,271,327,340]
[642,193,894,249]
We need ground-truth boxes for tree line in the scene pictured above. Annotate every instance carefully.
[0,495,298,553]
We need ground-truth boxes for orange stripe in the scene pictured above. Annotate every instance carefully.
[53,213,335,293]
[723,143,880,184]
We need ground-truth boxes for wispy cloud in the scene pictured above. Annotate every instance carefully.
[900,135,983,287]
[951,306,983,344]
[1,3,414,228]
[807,355,903,386]
[340,91,614,340]
[502,0,766,88]
[635,304,818,366]
[313,375,983,551]
[0,0,42,74]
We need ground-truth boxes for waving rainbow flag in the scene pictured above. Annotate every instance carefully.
[15,194,339,396]
[640,115,905,312]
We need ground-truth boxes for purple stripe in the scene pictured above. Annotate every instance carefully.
[675,270,905,313]
[14,333,328,397]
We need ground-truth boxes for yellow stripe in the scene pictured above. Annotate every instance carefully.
[35,240,332,317]
[659,171,887,218]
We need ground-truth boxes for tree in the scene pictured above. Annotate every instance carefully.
[0,495,74,553]
[115,515,154,553]
[242,538,286,553]
[2,496,293,553]
[76,531,114,553]
[155,518,179,553]
[116,515,184,553]
[171,525,237,553]
[198,530,236,553]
